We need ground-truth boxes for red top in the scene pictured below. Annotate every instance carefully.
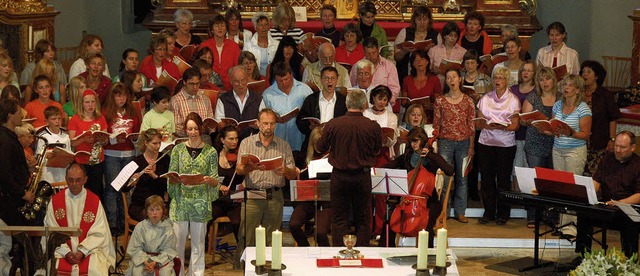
[67,114,108,164]
[139,55,181,83]
[397,75,442,116]
[198,38,240,91]
[25,99,64,128]
[335,44,365,66]
[103,111,141,152]
[78,72,112,104]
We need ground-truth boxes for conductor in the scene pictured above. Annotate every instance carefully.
[316,89,382,246]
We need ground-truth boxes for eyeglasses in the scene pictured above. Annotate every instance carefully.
[322,76,338,81]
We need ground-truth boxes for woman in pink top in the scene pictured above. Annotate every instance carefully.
[475,67,521,226]
[433,68,475,223]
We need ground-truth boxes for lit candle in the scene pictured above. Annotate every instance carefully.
[272,229,282,269]
[28,26,32,51]
[435,228,447,267]
[417,229,428,269]
[256,225,266,266]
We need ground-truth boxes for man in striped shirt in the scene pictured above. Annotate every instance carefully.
[170,68,214,137]
[235,108,299,262]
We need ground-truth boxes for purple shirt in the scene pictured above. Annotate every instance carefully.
[477,89,521,147]
[510,84,532,140]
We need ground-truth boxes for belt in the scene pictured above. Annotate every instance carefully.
[247,186,281,192]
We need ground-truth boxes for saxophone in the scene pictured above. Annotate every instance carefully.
[20,137,54,224]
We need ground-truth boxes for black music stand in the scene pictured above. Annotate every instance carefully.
[371,168,409,247]
[290,180,331,246]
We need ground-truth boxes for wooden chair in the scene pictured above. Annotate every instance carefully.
[602,55,632,92]
[56,46,78,74]
[121,192,139,252]
[434,170,454,230]
[207,216,231,255]
[50,181,67,194]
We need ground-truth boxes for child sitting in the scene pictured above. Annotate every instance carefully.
[126,195,177,276]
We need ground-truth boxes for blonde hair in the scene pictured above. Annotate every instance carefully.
[67,76,86,115]
[144,195,167,220]
[32,58,58,87]
[403,104,427,126]
[15,122,35,136]
[493,67,511,85]
[535,67,558,97]
[518,60,536,84]
[77,90,102,120]
[137,129,163,152]
[272,3,297,29]
[0,53,14,83]
[562,74,585,106]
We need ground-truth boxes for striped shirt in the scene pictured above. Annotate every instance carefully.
[552,101,592,149]
[170,89,213,137]
[269,28,305,43]
[238,134,295,189]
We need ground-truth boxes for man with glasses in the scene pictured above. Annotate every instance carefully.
[291,66,347,246]
[303,42,351,92]
[170,67,214,137]
[215,66,266,140]
[349,37,400,107]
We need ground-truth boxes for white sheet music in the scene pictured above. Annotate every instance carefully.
[514,167,536,194]
[308,158,333,178]
[110,161,139,191]
[574,175,598,205]
[616,203,640,222]
[371,168,409,196]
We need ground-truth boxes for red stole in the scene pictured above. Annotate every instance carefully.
[51,189,100,275]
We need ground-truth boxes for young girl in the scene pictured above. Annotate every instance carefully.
[510,60,536,171]
[67,89,108,199]
[125,195,177,276]
[25,58,67,104]
[103,83,141,236]
[63,76,87,117]
[24,75,65,128]
[141,86,175,142]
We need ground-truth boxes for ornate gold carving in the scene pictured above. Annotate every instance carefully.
[0,0,48,14]
[518,0,537,16]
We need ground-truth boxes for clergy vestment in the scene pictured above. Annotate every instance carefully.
[44,188,115,276]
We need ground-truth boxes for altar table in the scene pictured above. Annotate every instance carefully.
[241,246,459,275]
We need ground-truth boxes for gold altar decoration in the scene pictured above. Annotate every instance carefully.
[0,0,58,73]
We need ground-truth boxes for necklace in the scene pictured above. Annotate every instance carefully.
[187,140,203,159]
[449,92,463,100]
[322,27,336,35]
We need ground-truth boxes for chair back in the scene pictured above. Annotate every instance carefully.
[57,47,79,74]
[434,170,453,230]
[122,191,139,252]
[602,55,632,92]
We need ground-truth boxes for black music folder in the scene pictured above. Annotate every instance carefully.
[534,178,590,205]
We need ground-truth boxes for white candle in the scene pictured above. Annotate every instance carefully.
[435,228,447,267]
[28,26,33,51]
[417,229,428,269]
[256,225,266,266]
[271,229,282,269]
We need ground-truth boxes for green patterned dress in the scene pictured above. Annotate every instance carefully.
[167,143,219,223]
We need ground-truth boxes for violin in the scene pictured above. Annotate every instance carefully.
[225,149,237,164]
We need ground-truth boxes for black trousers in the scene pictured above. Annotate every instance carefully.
[330,168,371,247]
[83,163,105,200]
[576,215,639,258]
[478,144,516,221]
[289,201,332,246]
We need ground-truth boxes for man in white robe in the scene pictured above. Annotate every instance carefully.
[43,163,115,275]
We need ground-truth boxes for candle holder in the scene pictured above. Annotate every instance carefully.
[411,264,431,276]
[250,259,268,275]
[432,265,447,276]
[267,263,287,276]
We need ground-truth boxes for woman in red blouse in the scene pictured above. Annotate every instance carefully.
[433,68,476,223]
[335,23,365,68]
[139,35,181,88]
[79,53,112,104]
[399,49,442,121]
[198,14,241,91]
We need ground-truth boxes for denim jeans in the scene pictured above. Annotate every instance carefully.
[438,138,470,217]
[104,155,134,235]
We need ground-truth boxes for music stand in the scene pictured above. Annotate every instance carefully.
[0,226,81,276]
[371,168,409,247]
[291,180,331,246]
[232,186,273,268]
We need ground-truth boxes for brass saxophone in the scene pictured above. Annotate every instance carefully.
[20,136,54,224]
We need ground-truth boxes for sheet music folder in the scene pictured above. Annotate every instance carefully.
[290,180,331,201]
[534,178,590,205]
